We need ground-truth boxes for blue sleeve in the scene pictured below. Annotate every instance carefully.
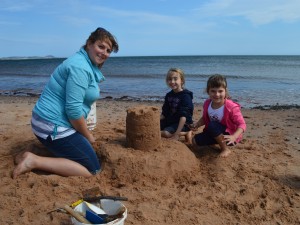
[65,66,89,120]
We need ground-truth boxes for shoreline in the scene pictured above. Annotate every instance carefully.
[0,94,300,110]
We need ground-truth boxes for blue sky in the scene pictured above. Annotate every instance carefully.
[1,0,300,57]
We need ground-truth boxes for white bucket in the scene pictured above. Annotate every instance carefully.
[86,102,97,130]
[71,200,127,225]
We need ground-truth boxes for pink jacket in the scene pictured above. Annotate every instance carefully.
[202,99,246,143]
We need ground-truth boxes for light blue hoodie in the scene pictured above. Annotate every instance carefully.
[33,48,105,128]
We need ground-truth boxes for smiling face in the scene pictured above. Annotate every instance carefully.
[86,39,112,67]
[167,71,184,93]
[206,74,229,108]
[84,28,118,68]
[208,86,226,107]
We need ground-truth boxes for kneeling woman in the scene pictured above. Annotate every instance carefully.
[13,28,119,178]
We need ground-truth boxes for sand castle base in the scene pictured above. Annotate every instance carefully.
[98,140,199,183]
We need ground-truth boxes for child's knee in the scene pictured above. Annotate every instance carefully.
[161,130,171,138]
[207,121,220,131]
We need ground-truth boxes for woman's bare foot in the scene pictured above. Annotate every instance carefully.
[14,150,29,165]
[13,152,35,179]
[219,148,231,158]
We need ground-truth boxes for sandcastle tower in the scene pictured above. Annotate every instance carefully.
[126,105,161,150]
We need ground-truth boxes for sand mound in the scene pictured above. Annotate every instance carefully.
[98,105,199,185]
[96,139,199,185]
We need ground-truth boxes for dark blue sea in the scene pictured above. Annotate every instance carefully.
[0,55,300,108]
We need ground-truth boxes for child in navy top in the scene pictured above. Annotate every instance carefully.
[160,68,194,144]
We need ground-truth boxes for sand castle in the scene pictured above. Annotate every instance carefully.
[126,105,161,151]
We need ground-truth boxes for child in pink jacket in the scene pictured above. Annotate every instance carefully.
[191,74,246,157]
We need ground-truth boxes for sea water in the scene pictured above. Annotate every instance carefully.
[0,55,299,108]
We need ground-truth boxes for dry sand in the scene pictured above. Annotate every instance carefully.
[0,96,299,225]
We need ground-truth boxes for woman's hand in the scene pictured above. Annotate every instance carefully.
[87,133,96,143]
[70,116,95,143]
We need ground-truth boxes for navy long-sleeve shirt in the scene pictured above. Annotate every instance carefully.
[162,89,194,125]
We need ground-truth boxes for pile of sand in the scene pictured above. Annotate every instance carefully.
[0,96,299,225]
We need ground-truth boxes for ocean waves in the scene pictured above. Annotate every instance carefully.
[1,55,300,108]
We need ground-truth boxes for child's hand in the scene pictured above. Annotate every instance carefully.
[223,135,236,146]
[189,122,198,131]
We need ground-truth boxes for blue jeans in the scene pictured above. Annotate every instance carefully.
[36,132,101,175]
[194,121,227,146]
[160,119,191,134]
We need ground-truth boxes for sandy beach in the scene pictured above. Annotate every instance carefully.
[0,95,299,225]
